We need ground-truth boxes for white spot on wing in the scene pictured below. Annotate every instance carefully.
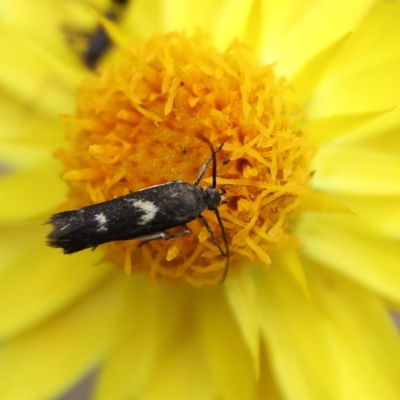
[60,223,71,231]
[127,199,158,225]
[95,213,108,231]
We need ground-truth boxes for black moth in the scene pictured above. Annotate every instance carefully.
[62,0,129,70]
[82,0,129,69]
[46,135,230,283]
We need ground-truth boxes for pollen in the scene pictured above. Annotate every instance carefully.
[56,32,311,286]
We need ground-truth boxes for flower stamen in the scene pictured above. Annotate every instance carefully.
[56,31,311,286]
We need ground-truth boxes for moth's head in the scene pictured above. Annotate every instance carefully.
[205,187,226,210]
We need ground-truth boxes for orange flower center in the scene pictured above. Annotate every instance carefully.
[56,32,311,286]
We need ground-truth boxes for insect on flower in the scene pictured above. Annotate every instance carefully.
[45,135,231,283]
[63,0,130,69]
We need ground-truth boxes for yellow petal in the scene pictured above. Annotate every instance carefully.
[0,142,57,171]
[0,30,81,117]
[0,90,63,146]
[311,145,400,195]
[303,108,393,144]
[224,268,259,376]
[289,33,351,106]
[95,277,186,400]
[0,224,114,338]
[164,0,227,34]
[342,1,400,74]
[1,0,88,58]
[331,193,400,238]
[275,248,310,300]
[257,260,400,400]
[300,190,354,215]
[306,260,400,399]
[256,340,283,400]
[256,264,337,399]
[197,289,257,400]
[138,328,217,400]
[240,0,262,55]
[122,0,163,38]
[309,1,400,130]
[212,0,254,50]
[259,0,374,76]
[345,121,400,154]
[0,146,66,222]
[0,275,125,400]
[1,1,60,48]
[297,214,400,307]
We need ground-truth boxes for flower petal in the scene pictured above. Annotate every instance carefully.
[0,275,125,400]
[1,0,86,57]
[0,224,114,338]
[297,213,400,307]
[306,260,400,399]
[122,0,163,38]
[331,193,400,239]
[0,145,66,222]
[277,248,311,300]
[138,329,217,400]
[257,259,400,400]
[0,31,81,118]
[311,145,400,195]
[0,142,57,171]
[124,0,233,42]
[95,277,187,400]
[256,340,283,400]
[224,267,260,376]
[300,190,354,215]
[303,109,392,144]
[197,289,257,400]
[256,261,337,400]
[212,0,254,50]
[309,1,400,131]
[0,90,64,146]
[258,0,374,76]
[290,33,351,106]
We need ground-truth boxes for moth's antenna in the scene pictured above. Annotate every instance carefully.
[194,134,223,186]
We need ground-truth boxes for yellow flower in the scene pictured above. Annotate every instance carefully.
[1,1,400,399]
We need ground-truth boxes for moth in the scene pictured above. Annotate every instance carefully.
[46,135,230,283]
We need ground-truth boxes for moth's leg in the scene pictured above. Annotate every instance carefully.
[138,224,190,247]
[198,215,226,257]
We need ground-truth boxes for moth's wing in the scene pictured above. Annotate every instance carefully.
[45,210,93,236]
[45,181,207,254]
[45,208,110,253]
